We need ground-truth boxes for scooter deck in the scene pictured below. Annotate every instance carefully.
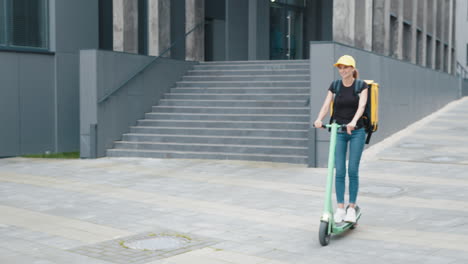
[332,206,361,234]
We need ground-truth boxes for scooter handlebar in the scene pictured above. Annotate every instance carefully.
[313,124,360,129]
[312,124,327,129]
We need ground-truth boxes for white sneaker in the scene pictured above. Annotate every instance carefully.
[334,208,346,223]
[344,207,357,223]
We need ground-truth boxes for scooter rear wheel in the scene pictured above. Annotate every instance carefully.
[319,221,331,246]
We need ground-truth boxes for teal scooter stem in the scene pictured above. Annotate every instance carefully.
[317,123,361,246]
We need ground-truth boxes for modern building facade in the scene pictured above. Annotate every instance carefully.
[0,0,98,157]
[0,0,463,166]
[107,0,456,73]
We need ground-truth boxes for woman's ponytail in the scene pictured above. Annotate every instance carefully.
[353,68,359,79]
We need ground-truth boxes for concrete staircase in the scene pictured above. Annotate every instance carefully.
[107,60,311,164]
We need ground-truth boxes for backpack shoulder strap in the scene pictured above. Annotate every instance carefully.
[354,79,364,95]
[332,79,341,95]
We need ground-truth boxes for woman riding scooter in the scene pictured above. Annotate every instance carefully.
[314,55,368,224]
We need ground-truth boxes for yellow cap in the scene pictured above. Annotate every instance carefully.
[333,55,356,68]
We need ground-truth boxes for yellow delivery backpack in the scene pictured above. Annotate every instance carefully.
[329,79,379,144]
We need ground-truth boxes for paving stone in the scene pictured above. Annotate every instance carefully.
[0,97,467,263]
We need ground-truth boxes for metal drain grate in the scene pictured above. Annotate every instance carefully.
[68,228,219,264]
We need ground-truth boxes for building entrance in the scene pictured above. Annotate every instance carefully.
[270,2,304,60]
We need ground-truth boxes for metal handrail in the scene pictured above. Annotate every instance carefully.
[456,61,468,79]
[98,21,206,104]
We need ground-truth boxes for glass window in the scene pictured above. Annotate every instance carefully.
[426,35,432,67]
[389,16,398,58]
[0,0,5,45]
[403,23,412,61]
[99,0,113,50]
[0,0,48,50]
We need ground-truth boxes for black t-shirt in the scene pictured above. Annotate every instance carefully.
[328,80,368,125]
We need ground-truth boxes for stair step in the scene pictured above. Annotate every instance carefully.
[136,120,309,129]
[129,126,308,138]
[182,75,310,82]
[199,59,309,65]
[193,63,309,71]
[158,99,307,107]
[108,60,312,164]
[144,113,309,122]
[107,149,307,164]
[122,133,307,146]
[170,87,309,94]
[112,141,308,155]
[186,69,310,76]
[152,106,309,115]
[176,80,310,88]
[164,93,309,100]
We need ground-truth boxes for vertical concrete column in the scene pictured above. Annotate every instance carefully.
[113,0,124,51]
[363,0,373,51]
[395,0,404,60]
[430,0,437,69]
[383,0,391,56]
[113,0,138,53]
[420,0,428,67]
[447,0,454,74]
[79,50,98,158]
[186,0,205,61]
[333,0,355,46]
[355,0,373,51]
[372,0,386,54]
[411,0,418,64]
[226,0,249,60]
[148,0,171,56]
[439,0,446,71]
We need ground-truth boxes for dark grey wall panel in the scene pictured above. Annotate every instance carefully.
[55,53,80,152]
[211,19,226,61]
[18,54,55,154]
[53,0,99,53]
[96,52,154,100]
[226,0,248,60]
[309,42,460,167]
[0,52,56,156]
[79,50,98,157]
[256,1,269,60]
[206,0,225,20]
[80,50,196,158]
[463,79,468,97]
[53,0,99,153]
[308,43,335,166]
[0,0,98,157]
[170,0,186,60]
[248,0,269,60]
[0,53,20,157]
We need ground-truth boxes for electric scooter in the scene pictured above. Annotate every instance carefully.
[316,123,362,246]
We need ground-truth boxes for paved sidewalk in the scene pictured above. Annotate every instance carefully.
[1,97,467,264]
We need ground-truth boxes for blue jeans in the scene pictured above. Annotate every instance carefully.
[335,128,366,204]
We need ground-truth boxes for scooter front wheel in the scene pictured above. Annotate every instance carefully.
[318,221,331,246]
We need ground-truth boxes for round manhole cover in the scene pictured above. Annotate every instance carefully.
[123,235,190,251]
